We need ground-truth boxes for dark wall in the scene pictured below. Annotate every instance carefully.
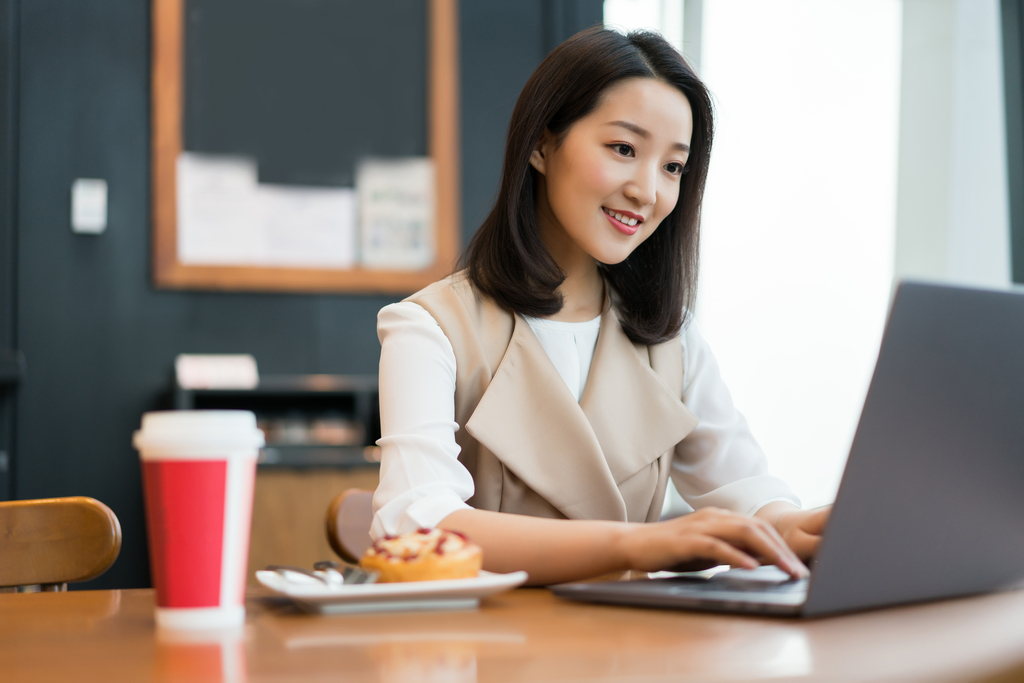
[7,0,601,588]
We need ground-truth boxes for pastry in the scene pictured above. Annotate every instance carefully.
[360,528,483,582]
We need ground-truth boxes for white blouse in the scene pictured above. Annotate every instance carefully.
[371,301,800,539]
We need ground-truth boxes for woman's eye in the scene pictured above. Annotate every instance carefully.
[610,143,635,157]
[665,162,685,176]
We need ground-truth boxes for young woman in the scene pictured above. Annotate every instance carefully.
[372,27,829,585]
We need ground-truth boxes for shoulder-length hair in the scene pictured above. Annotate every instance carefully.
[460,27,714,345]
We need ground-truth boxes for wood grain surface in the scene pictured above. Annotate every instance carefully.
[247,468,379,583]
[2,586,1024,682]
[0,497,121,589]
[325,488,375,564]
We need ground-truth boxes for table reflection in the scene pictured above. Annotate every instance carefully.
[373,641,478,683]
[1,587,1024,682]
[154,626,248,683]
[252,592,815,682]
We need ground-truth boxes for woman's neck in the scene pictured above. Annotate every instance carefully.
[553,262,604,322]
[536,200,605,322]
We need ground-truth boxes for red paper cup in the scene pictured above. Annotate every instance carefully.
[134,411,264,630]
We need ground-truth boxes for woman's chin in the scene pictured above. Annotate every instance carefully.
[591,247,634,266]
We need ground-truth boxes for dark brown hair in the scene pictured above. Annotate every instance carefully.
[460,27,714,345]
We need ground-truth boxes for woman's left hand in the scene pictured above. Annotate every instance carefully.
[754,502,831,561]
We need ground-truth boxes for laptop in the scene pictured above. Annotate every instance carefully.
[553,281,1024,617]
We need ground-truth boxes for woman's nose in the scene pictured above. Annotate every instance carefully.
[624,164,657,207]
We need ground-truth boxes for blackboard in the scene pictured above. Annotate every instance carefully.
[151,0,460,293]
[183,0,427,188]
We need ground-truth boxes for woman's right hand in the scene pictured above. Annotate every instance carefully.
[615,507,809,578]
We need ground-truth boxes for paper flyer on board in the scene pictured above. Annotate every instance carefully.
[176,152,357,269]
[357,157,435,270]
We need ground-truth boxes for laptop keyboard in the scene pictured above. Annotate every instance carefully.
[664,566,808,594]
[551,565,809,614]
[665,577,807,594]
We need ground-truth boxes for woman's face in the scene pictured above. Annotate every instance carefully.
[531,77,693,266]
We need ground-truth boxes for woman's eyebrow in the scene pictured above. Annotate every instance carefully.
[607,120,690,153]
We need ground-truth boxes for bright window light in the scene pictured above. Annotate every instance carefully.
[605,1,903,509]
[698,0,902,508]
[604,0,683,52]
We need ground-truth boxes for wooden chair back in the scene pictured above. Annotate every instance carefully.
[0,496,122,591]
[325,489,374,564]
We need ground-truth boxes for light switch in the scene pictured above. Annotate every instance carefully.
[71,178,107,234]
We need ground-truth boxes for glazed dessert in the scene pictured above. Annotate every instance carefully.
[360,528,483,583]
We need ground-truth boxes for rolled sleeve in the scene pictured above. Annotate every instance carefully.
[372,302,476,538]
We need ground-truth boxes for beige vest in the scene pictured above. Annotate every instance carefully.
[407,272,699,523]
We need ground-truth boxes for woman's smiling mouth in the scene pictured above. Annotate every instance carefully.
[602,207,643,235]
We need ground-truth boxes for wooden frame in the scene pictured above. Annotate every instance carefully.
[151,0,460,294]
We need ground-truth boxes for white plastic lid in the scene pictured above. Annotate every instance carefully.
[133,410,265,457]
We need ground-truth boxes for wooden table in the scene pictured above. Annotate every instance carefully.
[2,587,1024,682]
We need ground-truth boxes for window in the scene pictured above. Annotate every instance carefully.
[607,1,902,508]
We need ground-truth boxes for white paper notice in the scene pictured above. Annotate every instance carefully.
[358,157,435,270]
[177,152,356,268]
[177,153,261,265]
[259,184,356,268]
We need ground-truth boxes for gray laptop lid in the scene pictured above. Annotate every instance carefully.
[803,281,1024,616]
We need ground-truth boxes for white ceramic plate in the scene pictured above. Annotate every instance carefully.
[255,569,529,615]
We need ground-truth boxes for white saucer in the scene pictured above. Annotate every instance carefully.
[255,569,529,615]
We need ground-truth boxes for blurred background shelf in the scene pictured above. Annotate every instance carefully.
[174,372,381,579]
[174,372,381,470]
[259,444,381,469]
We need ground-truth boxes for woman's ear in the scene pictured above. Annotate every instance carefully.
[529,130,555,175]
